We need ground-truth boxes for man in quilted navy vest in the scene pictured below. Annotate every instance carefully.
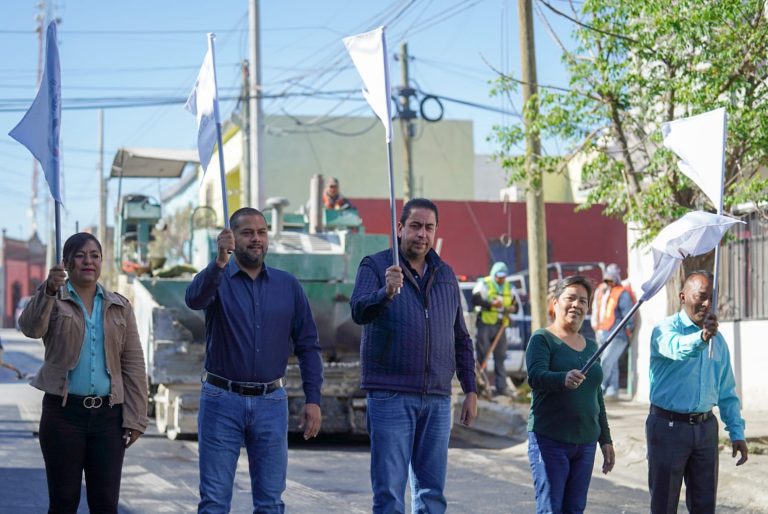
[351,198,477,514]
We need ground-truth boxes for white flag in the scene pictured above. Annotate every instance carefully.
[640,210,743,301]
[343,26,393,142]
[9,21,62,203]
[662,107,726,210]
[185,35,220,173]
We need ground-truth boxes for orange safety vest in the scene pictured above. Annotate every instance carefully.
[594,284,630,332]
[323,191,349,210]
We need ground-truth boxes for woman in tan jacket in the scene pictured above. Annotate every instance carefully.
[19,232,148,513]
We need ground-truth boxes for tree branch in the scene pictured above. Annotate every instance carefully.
[481,55,594,97]
[717,10,768,95]
[537,0,641,46]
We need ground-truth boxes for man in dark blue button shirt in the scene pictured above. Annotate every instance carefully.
[186,207,323,514]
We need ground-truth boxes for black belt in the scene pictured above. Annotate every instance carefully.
[651,405,713,425]
[49,393,110,409]
[205,373,285,396]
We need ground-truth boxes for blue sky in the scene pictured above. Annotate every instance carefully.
[0,0,573,241]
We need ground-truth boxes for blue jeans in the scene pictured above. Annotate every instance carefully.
[367,390,452,514]
[598,333,628,396]
[528,432,597,514]
[198,381,288,514]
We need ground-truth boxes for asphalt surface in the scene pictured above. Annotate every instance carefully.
[1,328,766,513]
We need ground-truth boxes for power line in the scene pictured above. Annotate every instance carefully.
[0,83,242,92]
[0,24,383,36]
[0,28,246,35]
[0,90,364,112]
[3,62,243,74]
[416,89,521,117]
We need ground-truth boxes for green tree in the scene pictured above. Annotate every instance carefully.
[492,0,768,246]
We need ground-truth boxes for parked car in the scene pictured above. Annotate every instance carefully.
[14,296,32,330]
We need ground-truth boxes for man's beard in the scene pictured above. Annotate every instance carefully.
[235,246,266,269]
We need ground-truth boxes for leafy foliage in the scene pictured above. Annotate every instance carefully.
[491,0,768,245]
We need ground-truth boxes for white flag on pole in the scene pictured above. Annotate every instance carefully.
[185,36,220,173]
[639,210,743,300]
[343,26,393,142]
[662,107,726,210]
[9,20,62,203]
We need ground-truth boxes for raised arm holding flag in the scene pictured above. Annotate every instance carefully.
[9,20,62,263]
[579,210,743,375]
[186,33,230,228]
[662,107,727,357]
[580,107,733,373]
[343,26,398,270]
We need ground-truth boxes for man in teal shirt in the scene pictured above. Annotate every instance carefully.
[647,270,748,514]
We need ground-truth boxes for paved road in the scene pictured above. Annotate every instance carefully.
[1,328,764,513]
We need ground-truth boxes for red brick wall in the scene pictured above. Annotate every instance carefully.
[3,239,46,327]
[351,199,627,280]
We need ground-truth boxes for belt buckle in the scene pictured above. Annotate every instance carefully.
[83,396,103,409]
[240,382,266,396]
[688,413,700,424]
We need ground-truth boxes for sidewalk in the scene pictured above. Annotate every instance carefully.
[472,396,768,513]
[604,398,768,513]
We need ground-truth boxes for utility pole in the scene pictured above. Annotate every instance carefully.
[518,0,548,330]
[98,109,110,285]
[398,42,416,202]
[98,110,106,242]
[240,60,251,211]
[248,0,264,209]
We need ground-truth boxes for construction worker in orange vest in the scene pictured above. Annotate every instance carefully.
[591,263,635,401]
[322,177,352,210]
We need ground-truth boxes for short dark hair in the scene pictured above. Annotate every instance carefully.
[552,275,593,305]
[399,198,439,225]
[683,269,714,288]
[62,233,102,266]
[229,207,266,231]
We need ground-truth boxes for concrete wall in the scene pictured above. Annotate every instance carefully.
[715,319,768,411]
[474,153,578,203]
[353,199,627,280]
[201,115,476,218]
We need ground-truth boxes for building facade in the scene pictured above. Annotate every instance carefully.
[0,231,46,328]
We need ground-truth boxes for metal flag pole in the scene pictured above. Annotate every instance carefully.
[580,301,642,375]
[386,140,399,268]
[710,110,727,358]
[208,33,230,229]
[54,200,62,263]
[343,26,395,265]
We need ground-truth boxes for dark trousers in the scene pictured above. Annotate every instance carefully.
[646,411,719,514]
[476,322,508,393]
[39,393,126,514]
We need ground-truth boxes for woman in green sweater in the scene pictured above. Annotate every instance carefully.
[526,275,615,514]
